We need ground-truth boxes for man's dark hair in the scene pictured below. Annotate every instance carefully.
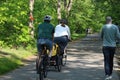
[60,19,67,24]
[106,16,112,23]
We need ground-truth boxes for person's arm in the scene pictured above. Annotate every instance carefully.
[52,33,54,42]
[52,27,55,42]
[100,27,104,40]
[116,26,120,39]
[66,25,71,41]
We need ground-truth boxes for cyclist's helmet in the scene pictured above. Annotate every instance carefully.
[44,15,51,21]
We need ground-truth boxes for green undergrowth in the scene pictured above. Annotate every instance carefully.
[71,33,86,40]
[0,47,36,75]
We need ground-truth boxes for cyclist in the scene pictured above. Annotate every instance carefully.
[54,19,71,56]
[37,15,55,58]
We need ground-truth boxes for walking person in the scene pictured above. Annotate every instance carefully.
[101,16,120,80]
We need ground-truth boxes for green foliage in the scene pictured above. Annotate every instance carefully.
[93,0,120,24]
[34,0,58,26]
[1,0,120,47]
[68,0,96,33]
[0,0,31,48]
[71,33,86,40]
[0,57,20,74]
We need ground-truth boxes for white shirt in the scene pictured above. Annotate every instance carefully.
[54,24,71,39]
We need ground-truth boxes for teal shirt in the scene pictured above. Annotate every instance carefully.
[101,24,120,47]
[38,22,54,40]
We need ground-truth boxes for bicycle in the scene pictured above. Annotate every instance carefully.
[36,44,49,80]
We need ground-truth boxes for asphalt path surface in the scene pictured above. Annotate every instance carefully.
[0,34,119,80]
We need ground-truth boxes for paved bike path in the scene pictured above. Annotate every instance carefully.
[0,34,119,80]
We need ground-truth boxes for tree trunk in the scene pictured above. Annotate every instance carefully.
[29,0,34,38]
[57,0,61,23]
[64,0,67,9]
[66,0,73,18]
[57,0,73,22]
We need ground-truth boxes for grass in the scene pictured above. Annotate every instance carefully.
[0,47,36,75]
[71,33,86,40]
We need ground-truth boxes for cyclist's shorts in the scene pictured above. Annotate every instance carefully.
[37,39,53,52]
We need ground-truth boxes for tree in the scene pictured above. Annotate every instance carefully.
[66,0,73,18]
[1,0,120,48]
[57,0,73,22]
[29,0,35,38]
[57,0,61,22]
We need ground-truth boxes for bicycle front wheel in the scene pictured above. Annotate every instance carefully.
[43,64,48,78]
[38,59,44,80]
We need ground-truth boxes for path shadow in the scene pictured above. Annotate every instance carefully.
[0,51,20,60]
[0,34,119,80]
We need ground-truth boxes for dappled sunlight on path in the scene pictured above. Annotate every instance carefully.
[0,34,119,80]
